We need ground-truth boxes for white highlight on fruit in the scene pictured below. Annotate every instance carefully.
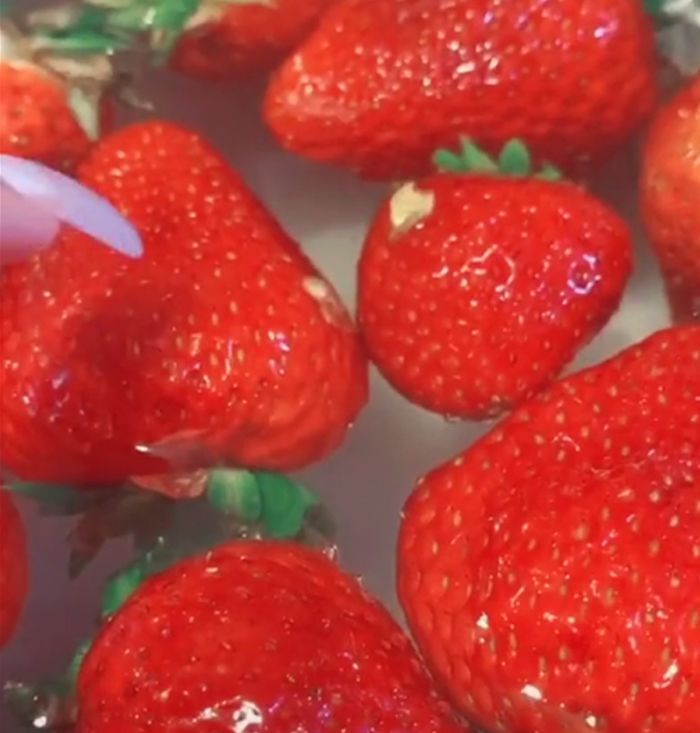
[389,182,435,239]
[232,700,263,732]
[520,683,544,701]
[0,155,143,262]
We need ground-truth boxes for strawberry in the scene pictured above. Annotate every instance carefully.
[76,541,465,732]
[171,0,338,80]
[641,73,700,323]
[358,140,632,419]
[0,17,115,172]
[0,121,368,486]
[398,326,700,733]
[0,489,28,649]
[264,0,659,180]
[26,1,336,83]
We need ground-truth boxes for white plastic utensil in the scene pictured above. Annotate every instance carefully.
[0,155,143,265]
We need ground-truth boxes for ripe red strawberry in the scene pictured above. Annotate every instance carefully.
[264,0,659,180]
[77,541,466,732]
[0,121,368,486]
[358,141,632,419]
[398,326,700,733]
[0,63,92,172]
[171,0,337,80]
[641,73,700,323]
[0,19,113,172]
[0,489,28,649]
[27,0,336,84]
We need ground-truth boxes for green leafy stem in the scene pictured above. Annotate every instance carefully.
[23,0,257,61]
[5,467,330,730]
[433,137,563,182]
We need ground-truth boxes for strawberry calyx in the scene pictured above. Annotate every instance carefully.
[35,0,275,64]
[0,8,117,141]
[5,468,334,730]
[6,469,333,576]
[433,138,563,182]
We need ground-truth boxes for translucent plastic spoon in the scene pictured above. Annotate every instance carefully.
[0,155,143,265]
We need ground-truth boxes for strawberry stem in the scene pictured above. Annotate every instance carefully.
[5,467,335,730]
[8,470,333,579]
[644,0,667,16]
[207,469,320,539]
[11,0,273,69]
[433,137,563,182]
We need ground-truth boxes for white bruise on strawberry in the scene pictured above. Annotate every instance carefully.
[302,275,350,329]
[389,182,436,240]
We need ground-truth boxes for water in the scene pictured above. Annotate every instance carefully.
[0,41,672,733]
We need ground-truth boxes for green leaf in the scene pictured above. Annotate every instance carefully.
[460,138,499,173]
[7,481,82,509]
[206,469,263,521]
[103,1,154,34]
[66,6,111,33]
[536,162,564,183]
[433,139,499,175]
[67,640,92,687]
[498,139,532,177]
[257,472,318,539]
[38,28,131,53]
[101,561,145,617]
[145,0,200,61]
[433,148,468,173]
[643,0,666,17]
[151,0,200,31]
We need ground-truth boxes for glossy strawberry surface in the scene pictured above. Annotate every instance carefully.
[642,74,700,323]
[399,326,700,733]
[265,0,658,180]
[0,121,367,485]
[77,541,466,732]
[359,175,632,418]
[0,490,28,649]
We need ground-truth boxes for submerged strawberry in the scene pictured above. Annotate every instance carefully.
[24,0,336,83]
[265,0,658,180]
[0,18,114,172]
[172,0,337,80]
[0,121,367,486]
[77,541,465,732]
[358,141,632,419]
[399,326,700,733]
[642,73,700,322]
[0,489,28,649]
